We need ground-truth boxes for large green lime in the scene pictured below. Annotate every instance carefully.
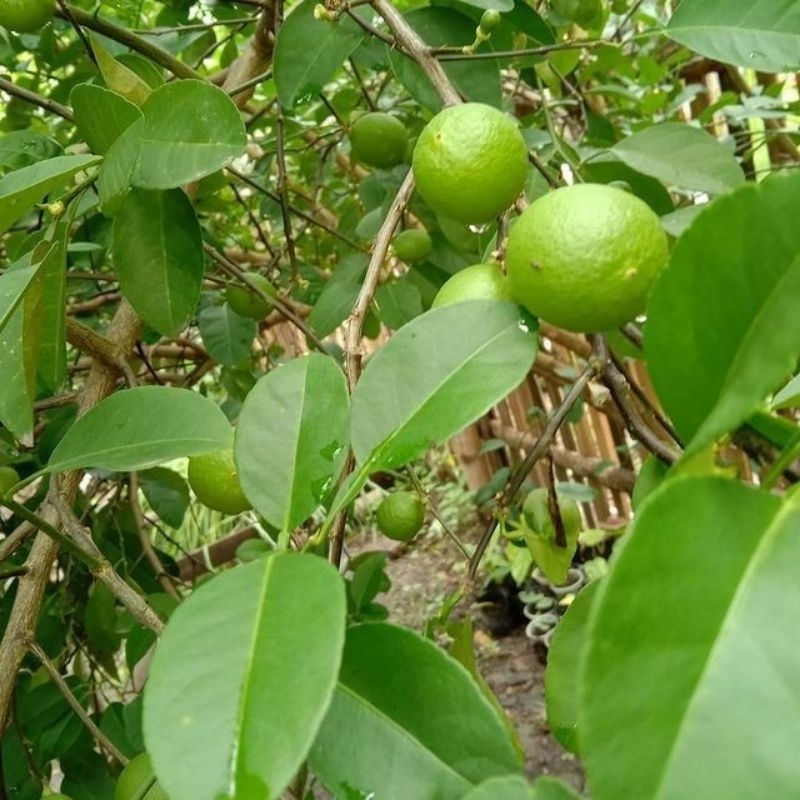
[0,0,54,32]
[349,112,408,169]
[376,491,426,542]
[187,449,251,515]
[225,272,276,320]
[506,183,668,332]
[432,263,514,308]
[412,103,529,225]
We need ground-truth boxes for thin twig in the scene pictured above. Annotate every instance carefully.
[0,77,73,121]
[29,642,129,766]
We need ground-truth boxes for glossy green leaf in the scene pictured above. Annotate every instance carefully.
[310,623,522,798]
[646,174,800,456]
[666,0,800,73]
[611,123,744,195]
[112,188,204,336]
[545,580,600,754]
[0,155,100,233]
[138,468,191,529]
[35,223,68,391]
[235,354,350,531]
[274,0,365,108]
[91,34,152,105]
[0,263,39,334]
[772,373,800,409]
[71,84,143,155]
[133,80,246,189]
[98,117,143,215]
[144,554,346,800]
[375,280,423,330]
[351,301,537,471]
[0,130,61,171]
[388,8,502,111]
[47,386,233,473]
[307,279,360,338]
[530,776,583,799]
[197,303,255,367]
[462,775,533,799]
[581,478,800,799]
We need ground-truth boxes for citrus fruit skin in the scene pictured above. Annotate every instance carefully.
[552,0,603,28]
[506,183,668,332]
[115,753,170,800]
[432,263,514,308]
[0,465,20,496]
[412,103,529,225]
[392,229,432,263]
[349,112,408,169]
[0,0,54,32]
[225,272,276,320]
[376,491,426,542]
[187,449,251,515]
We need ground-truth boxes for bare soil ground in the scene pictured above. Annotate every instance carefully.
[347,525,585,793]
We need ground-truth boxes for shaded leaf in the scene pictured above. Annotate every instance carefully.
[47,386,233,473]
[138,467,191,529]
[144,554,346,800]
[71,84,143,155]
[91,33,152,105]
[197,302,255,367]
[462,775,533,799]
[235,354,350,531]
[112,188,204,336]
[581,478,800,799]
[646,174,800,456]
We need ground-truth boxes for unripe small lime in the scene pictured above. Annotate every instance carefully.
[432,263,514,308]
[0,0,54,33]
[479,8,502,32]
[376,491,426,542]
[349,112,409,170]
[0,465,20,496]
[187,450,251,515]
[392,229,432,263]
[552,0,603,28]
[115,753,169,800]
[225,272,276,320]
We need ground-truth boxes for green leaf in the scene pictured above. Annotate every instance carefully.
[0,154,100,233]
[35,223,69,391]
[309,623,522,797]
[98,117,144,215]
[772,373,800,409]
[133,80,246,189]
[138,468,191,529]
[112,188,204,336]
[351,301,537,471]
[375,280,423,330]
[462,775,533,799]
[544,580,600,754]
[0,263,39,334]
[611,123,745,195]
[91,33,152,105]
[530,776,583,799]
[47,386,233,473]
[388,8,502,111]
[307,280,361,338]
[0,130,61,171]
[666,0,800,73]
[274,0,365,108]
[197,303,256,367]
[235,354,350,531]
[581,477,800,799]
[71,84,143,155]
[143,554,346,800]
[645,175,800,456]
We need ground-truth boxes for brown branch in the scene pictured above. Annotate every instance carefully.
[222,3,276,107]
[0,77,74,121]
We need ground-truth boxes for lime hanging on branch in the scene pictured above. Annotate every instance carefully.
[349,112,409,169]
[0,465,20,496]
[432,263,514,308]
[376,491,426,542]
[391,228,432,263]
[0,0,54,32]
[187,449,252,515]
[412,103,529,225]
[225,272,276,320]
[114,752,169,800]
[506,183,669,332]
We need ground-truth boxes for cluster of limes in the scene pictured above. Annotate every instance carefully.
[0,0,54,32]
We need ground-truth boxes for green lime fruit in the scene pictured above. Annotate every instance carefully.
[115,753,169,800]
[432,263,514,308]
[506,183,668,332]
[349,112,409,169]
[392,229,432,263]
[376,491,426,542]
[521,488,582,585]
[187,449,251,515]
[412,102,529,225]
[479,8,502,32]
[0,465,20,496]
[225,272,276,320]
[552,0,603,28]
[0,0,54,32]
